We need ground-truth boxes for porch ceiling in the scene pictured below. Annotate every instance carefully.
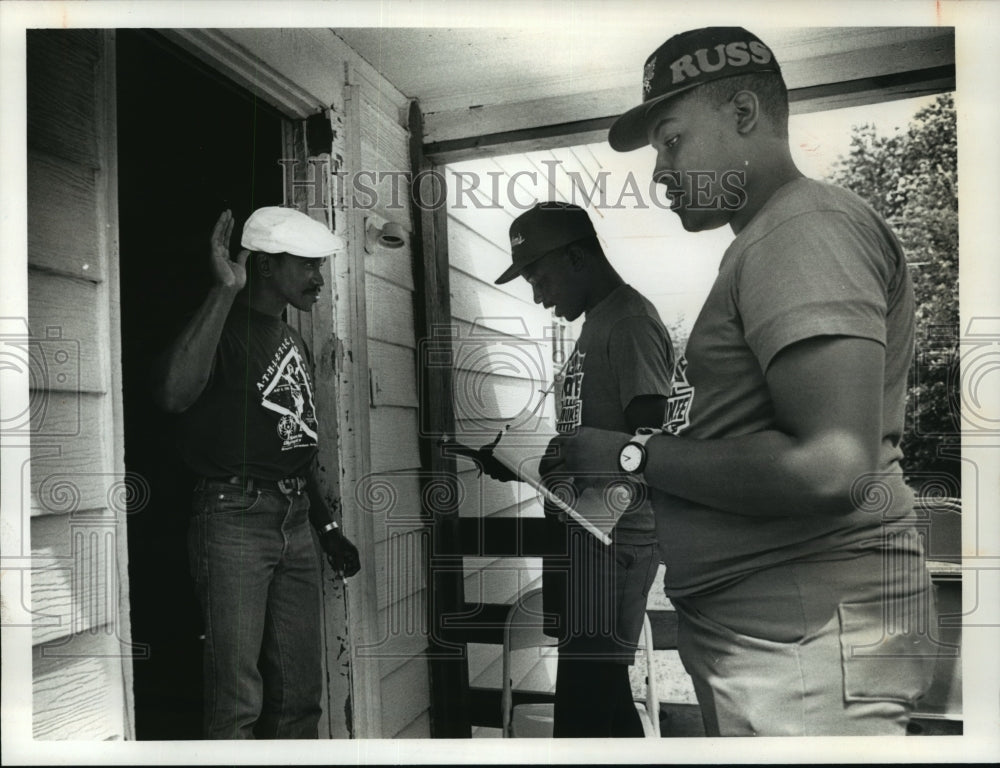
[335,26,954,155]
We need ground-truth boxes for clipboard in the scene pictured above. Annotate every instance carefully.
[440,431,626,545]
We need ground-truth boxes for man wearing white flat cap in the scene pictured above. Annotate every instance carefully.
[154,207,360,739]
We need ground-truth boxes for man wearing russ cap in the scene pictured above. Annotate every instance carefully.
[154,207,360,739]
[490,201,674,737]
[550,28,939,735]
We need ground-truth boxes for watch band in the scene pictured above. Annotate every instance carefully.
[622,427,659,476]
[632,427,658,445]
[319,520,340,534]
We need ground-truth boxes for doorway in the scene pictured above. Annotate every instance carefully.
[116,29,285,739]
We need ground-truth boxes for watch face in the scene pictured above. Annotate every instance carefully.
[619,443,644,473]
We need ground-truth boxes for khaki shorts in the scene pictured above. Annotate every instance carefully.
[672,547,941,736]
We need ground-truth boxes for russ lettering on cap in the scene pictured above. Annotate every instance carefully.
[610,27,782,152]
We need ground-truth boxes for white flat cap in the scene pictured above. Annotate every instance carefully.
[241,206,345,258]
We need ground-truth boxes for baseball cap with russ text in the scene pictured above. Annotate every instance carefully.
[494,202,597,285]
[609,27,782,152]
[241,206,345,258]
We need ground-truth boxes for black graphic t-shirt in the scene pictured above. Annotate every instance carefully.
[177,303,319,480]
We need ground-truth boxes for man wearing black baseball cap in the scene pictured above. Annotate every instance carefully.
[549,28,938,735]
[491,202,674,737]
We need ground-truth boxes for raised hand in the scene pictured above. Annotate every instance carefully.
[209,209,249,291]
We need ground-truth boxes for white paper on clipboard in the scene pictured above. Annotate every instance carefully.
[442,430,630,545]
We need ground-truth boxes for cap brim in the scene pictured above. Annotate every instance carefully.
[608,84,704,152]
[494,251,546,285]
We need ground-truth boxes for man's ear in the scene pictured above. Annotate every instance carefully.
[257,252,272,277]
[566,243,587,272]
[731,90,760,135]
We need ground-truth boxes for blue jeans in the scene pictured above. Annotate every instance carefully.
[187,479,322,739]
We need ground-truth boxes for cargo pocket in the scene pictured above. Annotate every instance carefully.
[838,596,936,705]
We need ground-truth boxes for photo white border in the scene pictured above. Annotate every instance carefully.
[2,0,997,764]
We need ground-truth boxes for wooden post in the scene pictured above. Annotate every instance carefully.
[336,80,383,738]
[99,29,136,740]
[408,99,471,738]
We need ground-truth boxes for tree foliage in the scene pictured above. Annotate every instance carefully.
[827,94,959,482]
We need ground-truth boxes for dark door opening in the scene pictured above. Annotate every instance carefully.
[116,29,285,739]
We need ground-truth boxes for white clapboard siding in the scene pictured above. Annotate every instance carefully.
[30,393,109,517]
[27,150,104,282]
[27,273,105,394]
[455,469,540,519]
[352,67,432,738]
[447,215,530,304]
[33,628,128,740]
[380,655,431,739]
[358,91,411,233]
[365,241,415,293]
[366,272,416,347]
[395,710,431,739]
[30,512,124,645]
[359,91,409,176]
[368,340,418,409]
[374,589,429,681]
[443,166,517,253]
[27,28,129,741]
[358,471,425,545]
[369,408,421,473]
[375,527,429,611]
[449,271,550,338]
[458,467,547,520]
[26,30,101,168]
[453,369,547,427]
[463,557,543,607]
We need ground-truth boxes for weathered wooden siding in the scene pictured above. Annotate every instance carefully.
[26,29,133,740]
[359,90,432,738]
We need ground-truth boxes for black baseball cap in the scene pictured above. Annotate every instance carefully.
[609,27,782,152]
[494,202,596,285]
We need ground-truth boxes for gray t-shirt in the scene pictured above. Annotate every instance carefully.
[656,178,917,596]
[557,284,675,544]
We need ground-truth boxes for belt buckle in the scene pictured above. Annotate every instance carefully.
[278,477,304,495]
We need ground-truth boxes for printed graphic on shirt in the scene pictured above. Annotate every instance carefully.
[555,347,585,434]
[662,355,694,436]
[256,337,318,451]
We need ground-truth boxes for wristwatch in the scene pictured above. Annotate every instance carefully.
[618,427,659,475]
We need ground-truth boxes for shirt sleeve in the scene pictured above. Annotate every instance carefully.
[737,210,891,372]
[607,314,675,412]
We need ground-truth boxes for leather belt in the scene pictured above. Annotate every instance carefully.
[217,475,308,495]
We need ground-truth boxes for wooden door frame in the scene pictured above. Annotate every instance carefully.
[138,29,382,738]
[100,29,135,739]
